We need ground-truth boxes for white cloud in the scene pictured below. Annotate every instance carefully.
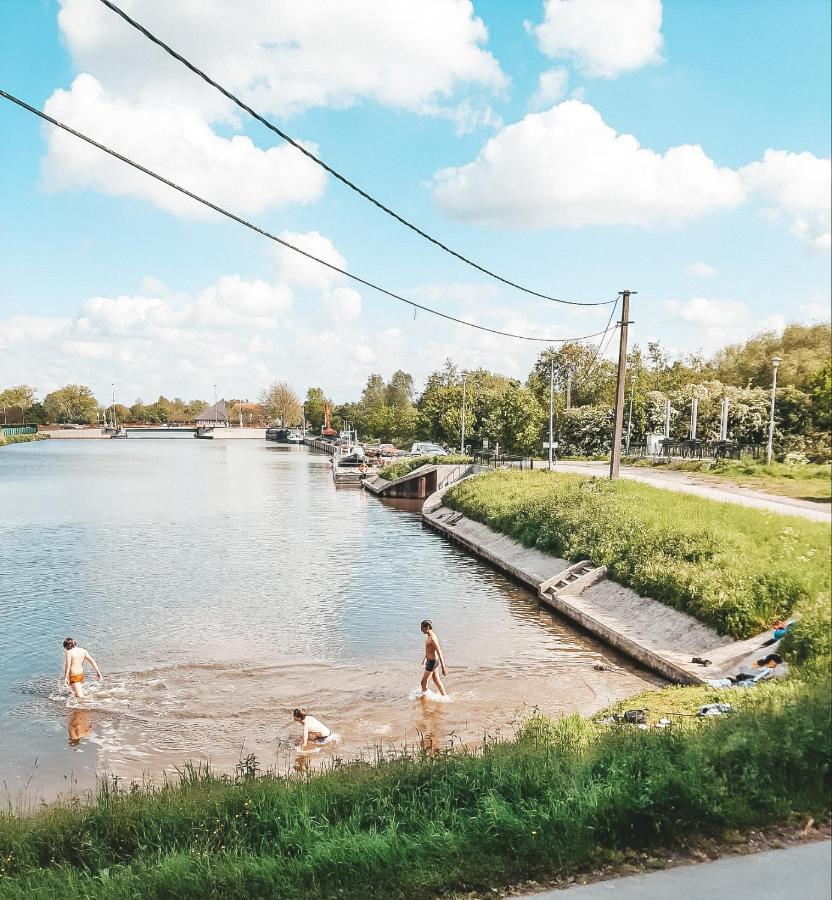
[275,230,347,291]
[684,261,717,278]
[433,101,745,228]
[42,75,327,219]
[667,297,749,329]
[799,296,831,321]
[740,149,832,251]
[322,286,362,323]
[57,0,506,118]
[529,0,664,78]
[530,67,569,109]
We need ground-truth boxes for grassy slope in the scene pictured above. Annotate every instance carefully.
[626,459,832,503]
[378,454,471,481]
[0,674,827,899]
[444,470,830,640]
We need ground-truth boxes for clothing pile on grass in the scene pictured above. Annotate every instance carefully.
[706,653,789,689]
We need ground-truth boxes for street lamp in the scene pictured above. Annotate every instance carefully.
[766,356,782,465]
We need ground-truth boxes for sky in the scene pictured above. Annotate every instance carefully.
[0,0,829,405]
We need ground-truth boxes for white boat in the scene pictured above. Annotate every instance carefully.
[286,428,304,443]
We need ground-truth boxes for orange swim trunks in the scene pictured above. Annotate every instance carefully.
[69,672,85,685]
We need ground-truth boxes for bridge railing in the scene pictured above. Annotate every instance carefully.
[1,424,38,436]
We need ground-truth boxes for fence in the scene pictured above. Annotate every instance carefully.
[473,450,536,470]
[1,424,37,436]
[630,439,765,461]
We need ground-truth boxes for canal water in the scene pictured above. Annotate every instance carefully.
[0,440,661,803]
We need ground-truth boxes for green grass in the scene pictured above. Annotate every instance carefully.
[0,433,49,446]
[626,458,831,502]
[0,672,827,899]
[378,454,472,481]
[444,470,831,641]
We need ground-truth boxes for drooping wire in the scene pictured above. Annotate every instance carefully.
[95,0,616,310]
[0,89,613,345]
[576,297,620,385]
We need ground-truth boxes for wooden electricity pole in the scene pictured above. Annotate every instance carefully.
[609,290,634,479]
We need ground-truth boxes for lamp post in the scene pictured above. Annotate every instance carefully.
[460,374,466,453]
[766,357,782,465]
[548,358,554,470]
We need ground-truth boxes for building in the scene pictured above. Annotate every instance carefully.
[194,400,229,428]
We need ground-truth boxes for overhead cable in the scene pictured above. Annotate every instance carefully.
[0,89,614,345]
[95,0,616,310]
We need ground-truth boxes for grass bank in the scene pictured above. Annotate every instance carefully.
[378,453,471,481]
[0,432,49,446]
[626,458,831,503]
[0,672,827,899]
[444,470,830,641]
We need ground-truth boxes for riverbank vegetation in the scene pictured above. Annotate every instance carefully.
[444,470,831,642]
[626,457,832,502]
[0,670,827,899]
[378,453,472,481]
[0,432,49,446]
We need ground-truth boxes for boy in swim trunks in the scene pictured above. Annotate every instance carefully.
[420,619,447,696]
[293,708,333,750]
[62,637,102,699]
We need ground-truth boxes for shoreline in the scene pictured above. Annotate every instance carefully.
[420,485,770,686]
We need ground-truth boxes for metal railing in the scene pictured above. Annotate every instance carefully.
[473,450,535,470]
[1,424,37,436]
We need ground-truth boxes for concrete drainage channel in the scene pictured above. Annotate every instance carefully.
[422,489,768,686]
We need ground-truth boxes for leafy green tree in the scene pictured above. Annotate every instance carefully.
[808,360,831,433]
[43,384,99,424]
[482,383,545,455]
[261,382,302,425]
[386,370,414,408]
[0,384,37,423]
[303,387,327,431]
[528,343,615,409]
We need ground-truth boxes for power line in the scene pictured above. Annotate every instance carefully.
[577,298,620,385]
[0,89,615,345]
[95,0,616,310]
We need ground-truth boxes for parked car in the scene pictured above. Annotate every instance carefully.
[410,442,447,456]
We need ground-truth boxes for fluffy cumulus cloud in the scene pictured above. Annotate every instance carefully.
[274,230,348,291]
[740,150,832,251]
[42,75,326,219]
[530,67,569,109]
[529,0,664,78]
[433,101,745,228]
[44,0,506,215]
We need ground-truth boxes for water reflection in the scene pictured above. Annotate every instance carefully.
[67,707,94,748]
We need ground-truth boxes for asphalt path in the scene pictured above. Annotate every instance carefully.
[526,840,831,899]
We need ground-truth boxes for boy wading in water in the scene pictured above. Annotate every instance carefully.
[62,637,102,699]
[420,619,448,696]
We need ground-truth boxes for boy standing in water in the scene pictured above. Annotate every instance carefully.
[62,637,102,699]
[420,619,448,696]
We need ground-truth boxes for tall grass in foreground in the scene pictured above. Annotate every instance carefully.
[0,674,828,899]
[444,470,831,641]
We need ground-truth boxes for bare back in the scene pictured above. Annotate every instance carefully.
[66,646,87,675]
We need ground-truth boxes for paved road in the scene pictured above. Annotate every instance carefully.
[527,840,831,899]
[555,460,831,523]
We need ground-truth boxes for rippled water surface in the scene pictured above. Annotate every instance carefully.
[0,440,660,802]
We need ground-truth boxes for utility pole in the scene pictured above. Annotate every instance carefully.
[566,369,572,411]
[609,290,634,479]
[460,374,467,453]
[548,358,554,470]
[766,357,782,465]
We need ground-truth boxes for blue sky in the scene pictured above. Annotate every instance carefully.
[0,0,829,404]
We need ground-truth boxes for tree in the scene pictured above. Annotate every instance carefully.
[261,382,302,425]
[482,383,545,455]
[302,387,327,431]
[0,384,37,423]
[527,343,615,409]
[386,370,414,408]
[43,385,99,424]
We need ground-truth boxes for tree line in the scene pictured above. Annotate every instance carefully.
[3,322,829,460]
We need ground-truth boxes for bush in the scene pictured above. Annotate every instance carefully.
[444,470,831,639]
[378,454,471,481]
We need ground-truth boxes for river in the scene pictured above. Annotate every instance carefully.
[0,439,661,804]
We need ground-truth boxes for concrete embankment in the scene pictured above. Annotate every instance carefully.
[422,487,768,685]
[364,463,487,499]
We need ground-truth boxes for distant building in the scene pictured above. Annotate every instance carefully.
[195,400,229,427]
